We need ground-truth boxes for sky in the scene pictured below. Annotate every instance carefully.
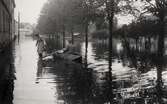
[15,0,47,24]
[15,0,134,26]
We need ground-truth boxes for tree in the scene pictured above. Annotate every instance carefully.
[36,0,82,47]
[104,0,135,71]
[132,1,167,99]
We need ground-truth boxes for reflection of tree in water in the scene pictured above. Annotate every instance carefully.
[46,60,114,104]
[84,41,88,69]
[118,37,157,73]
[154,30,166,104]
[92,40,108,60]
[42,36,167,103]
[111,36,167,103]
[0,45,15,104]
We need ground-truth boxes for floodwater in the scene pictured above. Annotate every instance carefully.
[11,37,113,104]
[0,36,167,104]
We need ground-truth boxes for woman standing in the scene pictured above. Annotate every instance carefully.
[36,35,46,57]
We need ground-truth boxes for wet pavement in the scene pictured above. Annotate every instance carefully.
[9,36,115,104]
[13,37,57,104]
[1,36,167,104]
[11,37,113,104]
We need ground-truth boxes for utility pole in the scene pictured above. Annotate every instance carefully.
[18,12,20,43]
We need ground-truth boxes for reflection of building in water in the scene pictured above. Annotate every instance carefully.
[0,45,15,103]
[0,0,15,102]
[0,0,16,51]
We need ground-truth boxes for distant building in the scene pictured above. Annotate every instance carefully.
[19,22,33,36]
[0,0,15,49]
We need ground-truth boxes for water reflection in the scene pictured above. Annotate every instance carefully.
[11,36,167,104]
[42,38,166,104]
[36,58,47,84]
[0,45,15,104]
[111,37,167,103]
[42,59,114,104]
[39,38,113,103]
[92,40,108,60]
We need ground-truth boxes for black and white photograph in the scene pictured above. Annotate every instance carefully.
[0,0,167,104]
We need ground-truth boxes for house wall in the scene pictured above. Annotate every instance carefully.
[0,0,15,49]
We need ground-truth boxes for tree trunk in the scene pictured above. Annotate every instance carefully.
[85,21,88,49]
[106,0,114,72]
[84,21,89,68]
[156,16,165,103]
[157,19,164,85]
[158,20,164,57]
[63,25,66,48]
[106,0,114,103]
[108,17,113,72]
[71,26,74,44]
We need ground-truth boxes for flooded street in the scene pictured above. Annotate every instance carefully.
[1,0,167,103]
[13,37,56,104]
[0,36,166,104]
[7,29,166,103]
[12,37,113,104]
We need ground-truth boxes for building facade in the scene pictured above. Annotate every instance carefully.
[0,0,15,50]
